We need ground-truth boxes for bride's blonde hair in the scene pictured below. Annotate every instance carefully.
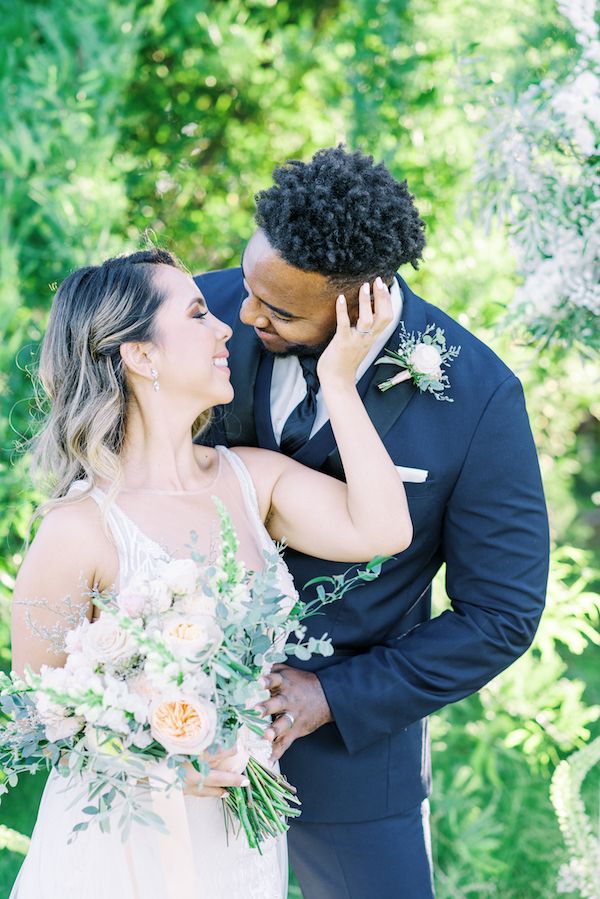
[30,248,212,514]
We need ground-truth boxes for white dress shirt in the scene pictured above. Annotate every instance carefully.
[270,279,403,443]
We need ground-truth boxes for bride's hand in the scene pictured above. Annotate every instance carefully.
[317,278,394,387]
[182,746,250,798]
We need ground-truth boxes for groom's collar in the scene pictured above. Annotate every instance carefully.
[320,275,427,478]
[222,271,428,456]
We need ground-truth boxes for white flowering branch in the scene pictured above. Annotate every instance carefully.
[474,0,600,352]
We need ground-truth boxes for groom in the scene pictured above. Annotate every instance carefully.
[197,146,549,898]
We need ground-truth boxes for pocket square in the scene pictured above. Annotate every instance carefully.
[395,465,429,483]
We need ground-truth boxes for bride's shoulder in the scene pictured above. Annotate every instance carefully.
[26,494,113,571]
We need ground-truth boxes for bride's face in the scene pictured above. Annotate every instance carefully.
[149,265,233,409]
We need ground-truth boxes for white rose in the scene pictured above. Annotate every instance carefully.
[81,617,137,668]
[409,343,443,379]
[162,613,223,660]
[158,559,198,596]
[150,695,217,755]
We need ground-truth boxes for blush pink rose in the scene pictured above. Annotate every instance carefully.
[409,343,443,379]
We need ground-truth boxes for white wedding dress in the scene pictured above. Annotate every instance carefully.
[10,447,290,899]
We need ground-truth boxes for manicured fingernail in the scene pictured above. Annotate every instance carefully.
[362,282,369,292]
[375,276,383,288]
[338,294,345,304]
[240,778,250,787]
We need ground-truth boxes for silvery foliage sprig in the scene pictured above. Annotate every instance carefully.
[473,0,600,353]
[375,323,461,402]
[0,499,387,848]
[550,734,600,897]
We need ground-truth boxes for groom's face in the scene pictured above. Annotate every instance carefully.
[240,230,353,357]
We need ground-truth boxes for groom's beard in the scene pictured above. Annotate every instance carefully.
[262,331,335,360]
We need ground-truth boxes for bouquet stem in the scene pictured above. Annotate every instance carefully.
[222,756,301,851]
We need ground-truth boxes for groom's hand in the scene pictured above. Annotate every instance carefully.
[259,664,333,761]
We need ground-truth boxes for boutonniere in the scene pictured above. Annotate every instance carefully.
[375,323,461,402]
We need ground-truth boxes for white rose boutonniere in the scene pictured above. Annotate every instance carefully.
[375,323,461,402]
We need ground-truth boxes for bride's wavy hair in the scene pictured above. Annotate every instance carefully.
[31,248,212,512]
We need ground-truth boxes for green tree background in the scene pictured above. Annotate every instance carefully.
[0,1,598,896]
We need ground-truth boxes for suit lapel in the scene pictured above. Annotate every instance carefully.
[223,307,262,446]
[254,353,280,451]
[323,277,428,480]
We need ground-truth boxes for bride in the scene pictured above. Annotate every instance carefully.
[9,248,412,898]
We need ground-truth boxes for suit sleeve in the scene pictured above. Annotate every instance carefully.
[317,374,550,755]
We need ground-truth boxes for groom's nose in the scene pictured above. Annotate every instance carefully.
[240,294,270,330]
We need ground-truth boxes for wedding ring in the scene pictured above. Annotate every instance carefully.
[355,327,373,335]
[280,711,295,729]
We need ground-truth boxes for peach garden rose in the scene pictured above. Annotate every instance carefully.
[150,695,217,755]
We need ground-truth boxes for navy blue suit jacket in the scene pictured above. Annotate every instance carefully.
[195,267,549,824]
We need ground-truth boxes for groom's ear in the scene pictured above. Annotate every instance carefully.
[119,341,155,381]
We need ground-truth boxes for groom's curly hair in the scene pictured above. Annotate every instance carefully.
[254,145,426,290]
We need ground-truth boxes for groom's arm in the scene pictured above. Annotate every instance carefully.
[274,374,549,756]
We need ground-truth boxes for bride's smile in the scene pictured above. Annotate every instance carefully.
[127,264,234,418]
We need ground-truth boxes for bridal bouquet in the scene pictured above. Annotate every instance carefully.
[0,499,384,851]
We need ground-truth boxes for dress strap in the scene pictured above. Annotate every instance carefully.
[68,480,134,550]
[215,445,266,523]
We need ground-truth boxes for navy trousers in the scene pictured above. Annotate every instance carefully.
[288,800,435,898]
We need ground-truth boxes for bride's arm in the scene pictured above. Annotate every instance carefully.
[235,280,412,562]
[10,500,115,676]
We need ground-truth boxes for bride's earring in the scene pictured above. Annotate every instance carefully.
[150,368,160,392]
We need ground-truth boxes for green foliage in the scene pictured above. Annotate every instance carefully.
[0,0,598,895]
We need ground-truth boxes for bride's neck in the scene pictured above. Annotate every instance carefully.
[119,403,212,492]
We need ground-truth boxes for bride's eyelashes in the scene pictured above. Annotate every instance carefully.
[192,309,208,320]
